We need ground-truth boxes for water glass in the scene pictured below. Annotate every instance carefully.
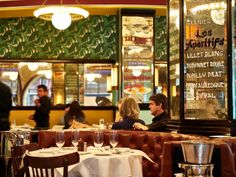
[72,130,79,148]
[55,131,65,149]
[93,131,104,148]
[109,130,118,148]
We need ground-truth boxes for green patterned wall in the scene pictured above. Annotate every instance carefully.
[155,16,167,60]
[0,16,117,60]
[0,15,166,61]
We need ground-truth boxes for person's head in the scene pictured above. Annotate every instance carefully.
[149,94,167,116]
[68,101,85,120]
[37,85,48,98]
[119,97,140,120]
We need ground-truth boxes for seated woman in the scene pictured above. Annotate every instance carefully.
[112,97,145,130]
[64,101,90,129]
[114,99,123,122]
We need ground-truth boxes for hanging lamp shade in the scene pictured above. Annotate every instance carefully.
[33,0,89,30]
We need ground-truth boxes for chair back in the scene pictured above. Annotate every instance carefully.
[11,143,39,177]
[23,152,80,177]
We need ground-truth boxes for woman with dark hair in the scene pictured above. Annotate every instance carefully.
[64,101,86,129]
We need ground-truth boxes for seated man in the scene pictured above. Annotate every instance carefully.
[133,93,169,132]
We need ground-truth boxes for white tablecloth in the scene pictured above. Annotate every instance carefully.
[28,148,152,177]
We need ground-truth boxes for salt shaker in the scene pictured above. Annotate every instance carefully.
[83,142,87,151]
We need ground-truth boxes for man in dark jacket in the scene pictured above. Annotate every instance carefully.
[29,85,51,129]
[133,93,169,132]
[0,81,12,131]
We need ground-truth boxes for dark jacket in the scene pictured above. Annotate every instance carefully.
[33,96,51,129]
[0,81,12,131]
[112,117,145,130]
[148,111,169,132]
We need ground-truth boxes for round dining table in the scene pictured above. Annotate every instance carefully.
[27,147,153,177]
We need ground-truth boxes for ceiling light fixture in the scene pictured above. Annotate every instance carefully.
[34,0,89,30]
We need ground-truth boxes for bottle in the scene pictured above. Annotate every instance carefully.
[77,138,84,151]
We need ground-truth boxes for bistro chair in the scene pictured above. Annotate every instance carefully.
[11,143,39,177]
[23,152,80,177]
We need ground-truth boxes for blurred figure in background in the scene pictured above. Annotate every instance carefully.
[112,97,145,130]
[29,85,51,130]
[0,81,12,130]
[64,101,88,129]
[115,99,123,122]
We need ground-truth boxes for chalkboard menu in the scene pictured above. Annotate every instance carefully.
[65,64,79,104]
[184,0,227,119]
[121,15,154,103]
[52,63,65,104]
[169,0,180,120]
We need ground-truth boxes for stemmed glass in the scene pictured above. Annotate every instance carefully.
[109,130,118,149]
[93,131,104,150]
[72,130,79,149]
[55,131,65,150]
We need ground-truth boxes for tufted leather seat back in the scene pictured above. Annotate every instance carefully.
[38,130,203,177]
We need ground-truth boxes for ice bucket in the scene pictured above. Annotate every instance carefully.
[181,140,214,164]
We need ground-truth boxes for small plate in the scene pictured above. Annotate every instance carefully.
[38,149,54,153]
[115,148,130,153]
[63,147,76,151]
[94,151,111,156]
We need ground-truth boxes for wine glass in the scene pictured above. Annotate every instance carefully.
[71,130,79,149]
[55,131,65,150]
[93,131,104,149]
[109,130,118,149]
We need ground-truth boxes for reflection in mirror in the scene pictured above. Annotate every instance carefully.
[0,62,115,107]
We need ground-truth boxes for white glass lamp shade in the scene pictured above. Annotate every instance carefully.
[132,69,142,77]
[52,12,72,30]
[28,63,38,71]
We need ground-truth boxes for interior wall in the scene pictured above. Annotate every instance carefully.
[10,109,114,128]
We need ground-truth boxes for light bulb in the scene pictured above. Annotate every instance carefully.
[9,72,18,81]
[132,69,142,77]
[28,63,38,71]
[52,12,71,30]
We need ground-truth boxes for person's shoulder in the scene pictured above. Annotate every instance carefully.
[0,81,11,91]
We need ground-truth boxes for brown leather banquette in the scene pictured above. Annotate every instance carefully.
[37,130,204,177]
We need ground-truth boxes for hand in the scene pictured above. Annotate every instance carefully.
[28,115,34,120]
[34,99,40,107]
[133,122,148,131]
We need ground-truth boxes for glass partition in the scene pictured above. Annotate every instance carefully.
[121,15,154,103]
[0,62,114,106]
[184,0,228,120]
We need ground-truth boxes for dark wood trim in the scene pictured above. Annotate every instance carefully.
[167,0,171,123]
[179,0,185,122]
[12,105,117,111]
[120,9,156,16]
[227,0,233,121]
[0,59,116,64]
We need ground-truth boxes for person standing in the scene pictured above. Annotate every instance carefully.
[29,85,51,130]
[133,93,169,132]
[0,81,12,131]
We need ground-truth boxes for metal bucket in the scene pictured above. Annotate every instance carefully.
[181,140,214,164]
